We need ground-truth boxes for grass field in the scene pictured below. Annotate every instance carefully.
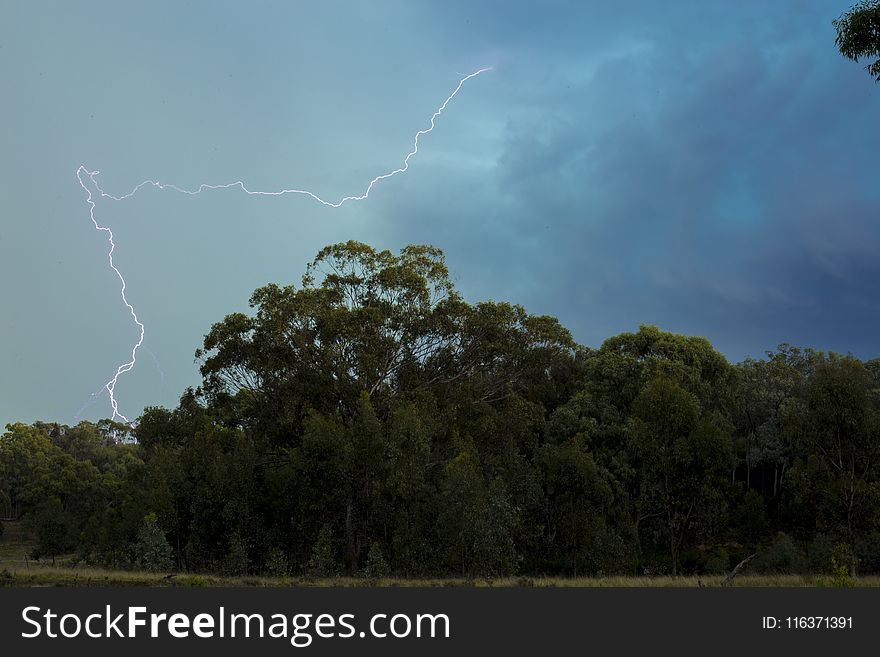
[3,520,879,588]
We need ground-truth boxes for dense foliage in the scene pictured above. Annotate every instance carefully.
[2,242,879,578]
[834,0,880,82]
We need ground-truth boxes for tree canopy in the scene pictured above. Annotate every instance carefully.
[195,241,575,446]
[834,0,880,82]
[2,242,879,579]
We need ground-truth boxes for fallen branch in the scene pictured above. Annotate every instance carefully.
[722,553,757,587]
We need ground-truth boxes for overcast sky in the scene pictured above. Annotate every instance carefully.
[1,0,878,427]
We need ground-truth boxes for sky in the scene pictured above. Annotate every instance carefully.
[1,0,878,427]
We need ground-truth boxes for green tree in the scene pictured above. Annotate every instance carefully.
[363,542,390,578]
[733,346,810,495]
[384,400,431,562]
[539,434,617,575]
[834,1,880,82]
[0,423,52,519]
[196,242,465,440]
[787,354,880,571]
[132,513,173,572]
[188,241,574,576]
[196,241,574,445]
[307,524,339,578]
[438,438,520,577]
[28,496,73,565]
[628,376,733,575]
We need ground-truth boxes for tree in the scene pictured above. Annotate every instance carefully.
[196,241,464,440]
[539,434,617,575]
[307,524,339,578]
[834,1,880,82]
[28,496,73,565]
[196,241,575,445]
[378,397,438,576]
[733,346,810,495]
[0,423,53,519]
[627,376,733,575]
[15,236,880,579]
[787,354,880,572]
[132,513,173,572]
[585,324,735,417]
[363,542,390,578]
[438,443,519,577]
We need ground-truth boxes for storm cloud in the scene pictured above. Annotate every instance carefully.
[1,0,877,425]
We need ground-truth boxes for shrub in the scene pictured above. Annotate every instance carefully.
[132,513,173,572]
[756,532,804,574]
[307,524,338,578]
[224,532,249,576]
[830,543,855,587]
[265,547,289,577]
[704,547,731,575]
[363,542,389,579]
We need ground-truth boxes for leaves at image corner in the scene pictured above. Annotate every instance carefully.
[834,0,880,82]
[2,241,880,580]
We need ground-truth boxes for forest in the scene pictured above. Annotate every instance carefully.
[2,241,879,579]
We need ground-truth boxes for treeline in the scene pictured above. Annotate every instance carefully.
[2,242,879,578]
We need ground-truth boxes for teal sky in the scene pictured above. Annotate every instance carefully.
[2,1,879,427]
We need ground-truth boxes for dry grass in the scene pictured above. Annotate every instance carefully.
[4,567,880,588]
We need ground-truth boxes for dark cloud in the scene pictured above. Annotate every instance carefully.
[384,0,880,361]
[4,1,878,426]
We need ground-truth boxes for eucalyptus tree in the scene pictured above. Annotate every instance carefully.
[834,1,880,82]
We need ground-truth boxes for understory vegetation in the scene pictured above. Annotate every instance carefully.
[2,242,879,580]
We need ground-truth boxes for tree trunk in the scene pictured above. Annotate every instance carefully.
[746,432,751,488]
[668,511,678,576]
[345,496,357,573]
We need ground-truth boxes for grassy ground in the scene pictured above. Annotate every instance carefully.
[3,520,879,587]
[6,570,880,588]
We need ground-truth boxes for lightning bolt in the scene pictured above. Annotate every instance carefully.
[76,67,492,424]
